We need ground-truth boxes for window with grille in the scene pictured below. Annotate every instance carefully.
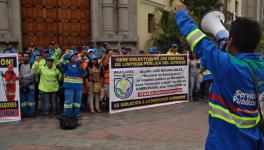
[148,13,154,33]
[235,0,239,15]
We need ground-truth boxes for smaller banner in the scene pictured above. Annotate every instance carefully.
[0,53,20,122]
[110,54,189,113]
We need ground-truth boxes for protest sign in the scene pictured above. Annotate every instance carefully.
[0,53,20,122]
[110,55,189,113]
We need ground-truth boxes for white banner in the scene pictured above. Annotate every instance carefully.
[0,53,21,122]
[110,54,189,113]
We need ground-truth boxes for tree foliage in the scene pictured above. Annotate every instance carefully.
[151,8,187,53]
[183,0,223,20]
[151,0,223,53]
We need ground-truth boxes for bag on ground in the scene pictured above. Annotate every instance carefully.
[59,116,77,130]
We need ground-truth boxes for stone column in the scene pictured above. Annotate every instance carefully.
[247,0,257,20]
[0,0,9,31]
[102,0,114,37]
[117,0,129,37]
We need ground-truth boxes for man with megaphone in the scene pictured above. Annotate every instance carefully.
[175,2,264,150]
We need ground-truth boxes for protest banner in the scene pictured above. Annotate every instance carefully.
[109,54,189,113]
[0,53,20,122]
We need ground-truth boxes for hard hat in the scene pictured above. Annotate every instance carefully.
[87,49,95,53]
[68,52,77,59]
[34,51,41,56]
[42,49,50,54]
[149,47,158,53]
[46,57,54,62]
[171,44,178,48]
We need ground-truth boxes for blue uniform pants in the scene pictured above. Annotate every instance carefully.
[205,117,264,150]
[63,88,82,118]
[41,92,58,115]
[20,88,36,116]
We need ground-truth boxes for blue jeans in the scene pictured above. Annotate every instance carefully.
[41,92,58,115]
[63,88,82,118]
[20,88,36,116]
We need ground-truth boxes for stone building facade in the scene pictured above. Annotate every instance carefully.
[241,0,264,21]
[1,0,262,51]
[0,0,138,50]
[91,0,138,50]
[224,0,264,21]
[0,0,22,49]
[137,0,181,51]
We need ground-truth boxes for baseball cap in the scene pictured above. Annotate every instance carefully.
[171,44,178,48]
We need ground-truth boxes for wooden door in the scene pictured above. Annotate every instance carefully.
[21,0,91,50]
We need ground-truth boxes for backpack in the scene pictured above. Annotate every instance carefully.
[59,116,77,130]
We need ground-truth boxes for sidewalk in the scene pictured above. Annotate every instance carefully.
[0,101,208,150]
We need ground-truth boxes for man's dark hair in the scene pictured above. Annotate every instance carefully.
[106,48,112,54]
[103,42,109,48]
[112,49,119,53]
[230,17,262,53]
[22,52,30,57]
[88,58,99,69]
[126,48,132,51]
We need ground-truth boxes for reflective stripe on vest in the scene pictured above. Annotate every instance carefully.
[74,103,81,108]
[27,102,35,107]
[209,102,260,128]
[186,29,206,51]
[64,103,73,109]
[64,76,83,84]
[21,102,27,107]
[202,70,211,76]
[258,81,264,86]
[21,102,35,107]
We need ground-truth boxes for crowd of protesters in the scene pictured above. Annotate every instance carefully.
[0,41,211,123]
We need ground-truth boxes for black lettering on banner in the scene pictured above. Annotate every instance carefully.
[111,55,187,68]
[111,94,187,110]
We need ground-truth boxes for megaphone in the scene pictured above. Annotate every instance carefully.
[200,10,229,50]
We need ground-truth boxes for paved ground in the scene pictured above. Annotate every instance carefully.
[0,101,208,150]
